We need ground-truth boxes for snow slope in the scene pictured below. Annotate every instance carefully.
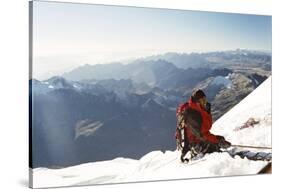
[32,77,271,188]
[211,76,271,148]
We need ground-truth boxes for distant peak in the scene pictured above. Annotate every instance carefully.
[45,76,66,82]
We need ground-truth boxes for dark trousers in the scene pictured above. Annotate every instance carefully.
[190,141,221,156]
[181,142,190,160]
[180,130,190,161]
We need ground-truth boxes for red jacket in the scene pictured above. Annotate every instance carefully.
[179,99,219,144]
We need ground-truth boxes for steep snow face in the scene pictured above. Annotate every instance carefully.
[212,76,271,148]
[32,77,271,188]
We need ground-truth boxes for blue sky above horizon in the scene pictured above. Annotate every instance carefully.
[32,1,272,79]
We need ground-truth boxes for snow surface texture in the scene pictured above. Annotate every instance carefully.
[32,77,271,188]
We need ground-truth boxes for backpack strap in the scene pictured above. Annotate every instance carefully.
[175,103,189,150]
[176,102,189,128]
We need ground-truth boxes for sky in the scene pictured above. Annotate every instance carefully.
[32,1,272,79]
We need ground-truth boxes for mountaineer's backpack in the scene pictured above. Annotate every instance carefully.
[175,102,189,150]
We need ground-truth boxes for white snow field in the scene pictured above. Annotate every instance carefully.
[32,77,272,188]
[212,76,271,148]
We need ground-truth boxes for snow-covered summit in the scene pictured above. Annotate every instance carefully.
[44,76,73,89]
[32,77,271,188]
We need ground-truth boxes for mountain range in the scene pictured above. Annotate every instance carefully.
[30,50,271,168]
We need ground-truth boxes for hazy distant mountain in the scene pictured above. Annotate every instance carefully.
[63,59,232,90]
[134,49,271,70]
[136,52,210,69]
[63,49,271,83]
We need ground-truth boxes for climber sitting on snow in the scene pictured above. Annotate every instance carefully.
[176,89,231,163]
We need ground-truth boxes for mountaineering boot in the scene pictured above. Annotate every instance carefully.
[180,153,189,163]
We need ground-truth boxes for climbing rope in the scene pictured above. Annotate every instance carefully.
[231,144,272,150]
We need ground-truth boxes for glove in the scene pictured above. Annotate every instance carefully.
[216,135,225,141]
[218,137,231,149]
